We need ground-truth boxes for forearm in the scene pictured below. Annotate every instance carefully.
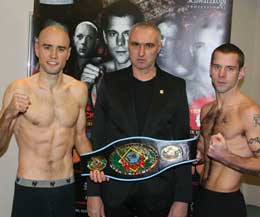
[209,133,260,176]
[0,111,14,152]
[75,135,92,155]
[221,152,260,176]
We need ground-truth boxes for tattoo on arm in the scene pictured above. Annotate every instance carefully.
[248,137,260,145]
[224,136,260,176]
[253,114,260,127]
[235,167,260,176]
[248,137,260,156]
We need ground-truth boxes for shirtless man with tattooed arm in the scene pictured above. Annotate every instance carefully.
[194,43,260,217]
[0,20,93,217]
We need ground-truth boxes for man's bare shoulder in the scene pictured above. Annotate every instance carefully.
[63,74,88,105]
[239,95,260,124]
[1,77,33,110]
[5,77,33,95]
[200,101,215,119]
[63,74,87,90]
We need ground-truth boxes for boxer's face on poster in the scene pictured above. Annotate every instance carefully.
[192,26,224,72]
[103,16,134,65]
[74,23,96,58]
[157,21,178,58]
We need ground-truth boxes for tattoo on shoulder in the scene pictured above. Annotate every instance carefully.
[248,137,260,145]
[253,114,260,127]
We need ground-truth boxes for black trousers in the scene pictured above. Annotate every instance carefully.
[11,182,75,217]
[101,179,174,217]
[193,187,247,217]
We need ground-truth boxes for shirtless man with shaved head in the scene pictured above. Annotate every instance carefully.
[0,20,92,217]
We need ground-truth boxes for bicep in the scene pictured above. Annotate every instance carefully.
[76,106,87,133]
[74,99,92,153]
[74,83,88,140]
[0,84,16,125]
[247,129,260,157]
[1,80,27,112]
[244,108,260,157]
[1,84,14,112]
[74,82,88,132]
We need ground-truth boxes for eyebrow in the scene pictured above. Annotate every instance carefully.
[130,41,155,46]
[212,63,238,68]
[42,43,67,49]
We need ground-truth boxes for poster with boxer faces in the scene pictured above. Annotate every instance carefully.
[29,0,233,216]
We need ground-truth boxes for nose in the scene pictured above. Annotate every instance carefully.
[219,67,226,78]
[138,45,145,57]
[116,34,126,46]
[50,48,57,59]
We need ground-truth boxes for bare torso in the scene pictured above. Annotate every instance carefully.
[200,95,254,192]
[13,74,84,180]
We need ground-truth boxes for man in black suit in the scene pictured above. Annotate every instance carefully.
[87,22,192,217]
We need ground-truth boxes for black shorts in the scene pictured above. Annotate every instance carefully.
[11,177,75,217]
[193,187,247,217]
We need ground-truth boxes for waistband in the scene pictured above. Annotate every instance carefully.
[199,186,242,197]
[15,176,75,188]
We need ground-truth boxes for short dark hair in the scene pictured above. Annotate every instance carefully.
[101,0,144,31]
[211,43,245,69]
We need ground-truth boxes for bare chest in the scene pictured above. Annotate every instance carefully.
[20,89,79,127]
[201,108,245,143]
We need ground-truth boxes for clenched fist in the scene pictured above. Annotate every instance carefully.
[6,93,31,119]
[81,64,103,86]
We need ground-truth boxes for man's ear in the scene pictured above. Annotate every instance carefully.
[238,66,246,80]
[103,30,108,44]
[66,47,72,60]
[157,41,162,55]
[34,38,39,58]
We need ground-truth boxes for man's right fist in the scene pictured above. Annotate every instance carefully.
[7,93,31,118]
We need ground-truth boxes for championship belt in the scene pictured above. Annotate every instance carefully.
[80,136,197,181]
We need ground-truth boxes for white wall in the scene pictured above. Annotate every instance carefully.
[0,0,260,216]
[231,0,260,104]
[0,1,33,216]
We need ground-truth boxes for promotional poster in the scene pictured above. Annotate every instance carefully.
[29,0,233,215]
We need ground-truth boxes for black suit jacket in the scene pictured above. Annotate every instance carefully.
[87,66,192,205]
